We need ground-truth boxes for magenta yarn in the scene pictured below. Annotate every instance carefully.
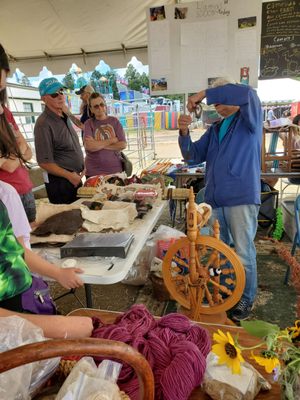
[91,304,211,400]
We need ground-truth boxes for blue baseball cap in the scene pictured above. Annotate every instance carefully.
[39,77,64,96]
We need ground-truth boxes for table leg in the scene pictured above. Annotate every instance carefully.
[84,284,93,308]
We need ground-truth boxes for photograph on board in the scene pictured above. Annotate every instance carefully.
[238,16,257,29]
[240,67,250,84]
[150,6,166,21]
[175,7,188,19]
[151,78,167,91]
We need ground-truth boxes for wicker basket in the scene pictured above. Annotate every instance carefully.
[0,339,154,400]
[150,273,171,302]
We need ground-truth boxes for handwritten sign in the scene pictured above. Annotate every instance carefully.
[260,0,300,79]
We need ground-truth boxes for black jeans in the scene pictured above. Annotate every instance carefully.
[288,178,300,185]
[45,174,82,204]
[0,293,23,312]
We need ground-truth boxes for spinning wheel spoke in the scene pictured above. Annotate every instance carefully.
[163,236,245,316]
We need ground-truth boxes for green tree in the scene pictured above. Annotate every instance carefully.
[76,76,87,89]
[125,64,142,91]
[62,72,75,90]
[20,75,31,86]
[140,72,149,90]
[90,70,102,92]
[106,71,120,100]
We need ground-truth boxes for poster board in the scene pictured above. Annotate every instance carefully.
[260,0,300,80]
[147,0,261,95]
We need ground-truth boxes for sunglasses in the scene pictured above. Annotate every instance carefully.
[91,102,106,109]
[50,89,64,98]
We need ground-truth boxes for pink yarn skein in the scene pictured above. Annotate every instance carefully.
[92,304,211,400]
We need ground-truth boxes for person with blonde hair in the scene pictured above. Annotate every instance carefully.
[83,92,127,178]
[178,78,263,322]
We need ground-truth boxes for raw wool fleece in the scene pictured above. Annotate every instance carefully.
[31,203,83,244]
[33,210,83,236]
[35,203,82,225]
[80,202,137,232]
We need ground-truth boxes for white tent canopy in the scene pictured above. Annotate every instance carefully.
[1,0,175,75]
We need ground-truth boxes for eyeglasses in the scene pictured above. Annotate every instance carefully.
[50,89,64,98]
[92,103,106,109]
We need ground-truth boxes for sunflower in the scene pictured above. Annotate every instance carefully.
[251,351,280,374]
[212,329,245,374]
[287,320,300,341]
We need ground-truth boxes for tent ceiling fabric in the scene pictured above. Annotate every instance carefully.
[1,0,175,75]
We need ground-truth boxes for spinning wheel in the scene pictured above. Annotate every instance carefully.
[162,189,245,322]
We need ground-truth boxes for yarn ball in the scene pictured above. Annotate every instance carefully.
[92,304,211,400]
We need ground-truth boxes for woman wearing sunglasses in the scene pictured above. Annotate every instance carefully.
[83,92,127,178]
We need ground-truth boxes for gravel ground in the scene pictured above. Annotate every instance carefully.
[35,128,300,326]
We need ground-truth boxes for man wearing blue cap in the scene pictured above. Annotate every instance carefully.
[34,77,84,204]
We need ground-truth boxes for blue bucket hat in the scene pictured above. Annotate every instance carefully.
[39,77,64,96]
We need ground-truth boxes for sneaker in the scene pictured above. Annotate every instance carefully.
[230,299,252,322]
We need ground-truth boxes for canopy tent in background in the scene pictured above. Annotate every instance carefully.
[1,0,299,103]
[257,79,300,102]
[0,0,175,75]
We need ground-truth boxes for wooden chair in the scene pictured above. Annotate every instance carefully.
[261,126,293,173]
[0,338,155,400]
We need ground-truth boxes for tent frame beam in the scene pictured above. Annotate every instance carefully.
[8,45,147,63]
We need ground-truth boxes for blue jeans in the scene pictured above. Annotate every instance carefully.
[211,204,259,305]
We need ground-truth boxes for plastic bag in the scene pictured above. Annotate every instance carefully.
[202,352,271,400]
[56,357,123,400]
[122,241,156,285]
[150,224,186,259]
[0,316,60,400]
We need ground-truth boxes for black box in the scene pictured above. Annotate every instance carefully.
[60,232,134,259]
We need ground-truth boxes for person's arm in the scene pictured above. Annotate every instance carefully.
[206,84,262,133]
[5,110,32,161]
[84,136,118,152]
[105,140,127,151]
[0,156,21,172]
[17,236,84,289]
[187,90,207,113]
[178,114,192,136]
[178,113,210,164]
[104,118,127,150]
[39,162,83,187]
[62,104,84,130]
[15,131,32,161]
[0,308,93,338]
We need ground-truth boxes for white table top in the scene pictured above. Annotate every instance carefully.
[35,201,166,285]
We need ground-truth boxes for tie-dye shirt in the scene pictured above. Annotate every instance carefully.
[0,200,32,301]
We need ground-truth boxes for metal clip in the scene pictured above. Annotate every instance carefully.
[35,290,45,303]
[194,102,202,119]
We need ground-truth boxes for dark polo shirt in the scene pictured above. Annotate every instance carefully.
[34,107,84,173]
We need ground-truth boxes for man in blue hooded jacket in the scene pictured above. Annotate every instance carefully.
[178,79,263,321]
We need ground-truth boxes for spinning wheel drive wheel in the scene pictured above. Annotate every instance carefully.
[162,236,245,320]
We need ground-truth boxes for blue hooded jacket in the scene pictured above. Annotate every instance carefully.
[179,84,263,208]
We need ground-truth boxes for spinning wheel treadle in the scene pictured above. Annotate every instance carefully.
[162,188,245,321]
